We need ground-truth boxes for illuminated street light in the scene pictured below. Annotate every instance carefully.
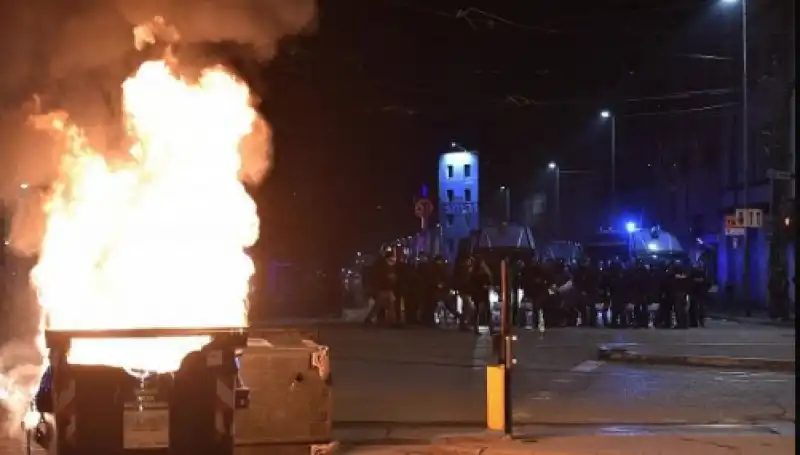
[600,110,617,218]
[549,162,561,234]
[720,0,751,306]
[625,221,637,233]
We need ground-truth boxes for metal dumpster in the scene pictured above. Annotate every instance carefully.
[35,327,249,455]
[235,334,333,453]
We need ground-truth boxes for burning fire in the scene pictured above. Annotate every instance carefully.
[27,52,264,372]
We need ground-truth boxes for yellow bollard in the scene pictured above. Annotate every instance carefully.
[486,364,506,431]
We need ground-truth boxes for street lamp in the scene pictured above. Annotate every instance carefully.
[721,0,751,310]
[499,186,510,222]
[600,110,617,218]
[547,162,561,235]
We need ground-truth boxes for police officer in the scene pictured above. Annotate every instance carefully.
[573,257,600,327]
[607,259,628,327]
[420,255,451,326]
[521,257,548,329]
[452,256,474,331]
[631,260,651,328]
[689,261,710,327]
[668,261,691,329]
[469,256,494,334]
[364,248,400,326]
[768,266,790,321]
[654,262,673,328]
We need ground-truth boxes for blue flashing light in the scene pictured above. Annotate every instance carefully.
[647,242,658,251]
[625,221,637,233]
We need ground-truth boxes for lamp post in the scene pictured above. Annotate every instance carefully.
[548,163,592,237]
[499,186,511,222]
[722,0,751,312]
[547,162,561,234]
[600,110,617,217]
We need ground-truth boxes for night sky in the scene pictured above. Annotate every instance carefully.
[257,0,756,266]
[0,0,787,269]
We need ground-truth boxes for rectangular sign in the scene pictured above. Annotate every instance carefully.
[734,208,763,228]
[725,227,746,236]
[442,202,477,215]
[123,404,169,449]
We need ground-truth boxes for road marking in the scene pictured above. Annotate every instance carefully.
[571,360,605,373]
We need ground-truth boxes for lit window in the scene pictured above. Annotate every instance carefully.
[447,189,454,202]
[464,188,472,202]
[447,165,454,179]
[464,164,471,178]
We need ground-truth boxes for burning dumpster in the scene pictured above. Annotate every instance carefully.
[32,327,250,455]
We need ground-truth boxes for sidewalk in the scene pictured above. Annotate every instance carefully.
[597,340,796,372]
[342,434,796,454]
[705,303,796,328]
[707,311,796,328]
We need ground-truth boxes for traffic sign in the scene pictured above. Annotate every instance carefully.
[735,208,763,228]
[766,169,794,181]
[414,198,434,219]
[725,227,746,236]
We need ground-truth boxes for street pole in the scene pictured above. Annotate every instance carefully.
[499,259,513,436]
[503,188,511,222]
[740,0,751,315]
[611,115,617,217]
[555,168,561,235]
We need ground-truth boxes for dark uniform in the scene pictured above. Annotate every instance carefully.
[768,267,790,321]
[521,259,550,328]
[631,261,651,328]
[608,261,629,327]
[654,264,673,328]
[469,258,494,333]
[364,252,400,325]
[668,262,691,329]
[689,264,710,327]
[573,259,600,327]
[420,255,451,326]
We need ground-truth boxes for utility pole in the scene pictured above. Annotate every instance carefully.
[555,168,561,235]
[611,115,617,216]
[740,0,751,315]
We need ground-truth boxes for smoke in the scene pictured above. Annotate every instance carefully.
[0,0,317,202]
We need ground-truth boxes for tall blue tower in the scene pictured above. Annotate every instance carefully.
[438,143,479,262]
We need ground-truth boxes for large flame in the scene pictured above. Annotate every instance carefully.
[29,59,264,373]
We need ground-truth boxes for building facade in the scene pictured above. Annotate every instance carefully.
[438,146,479,262]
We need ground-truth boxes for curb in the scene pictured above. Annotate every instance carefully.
[707,315,796,328]
[597,346,796,372]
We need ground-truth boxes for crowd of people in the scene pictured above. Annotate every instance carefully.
[361,247,728,332]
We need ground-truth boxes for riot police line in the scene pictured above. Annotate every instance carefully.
[361,247,713,331]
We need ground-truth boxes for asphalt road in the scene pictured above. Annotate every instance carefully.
[1,320,795,454]
[323,321,795,428]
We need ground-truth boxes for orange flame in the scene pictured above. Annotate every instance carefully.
[30,60,265,373]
